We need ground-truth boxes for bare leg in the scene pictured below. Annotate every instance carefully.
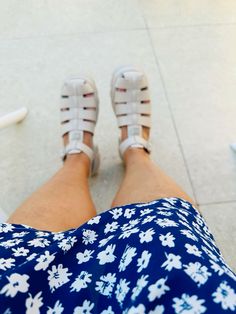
[8,133,96,232]
[111,126,196,207]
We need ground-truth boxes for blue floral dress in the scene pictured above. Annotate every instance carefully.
[0,198,235,313]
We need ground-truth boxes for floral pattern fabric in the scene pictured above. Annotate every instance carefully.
[0,197,235,313]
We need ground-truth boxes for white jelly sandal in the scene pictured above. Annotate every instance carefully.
[60,77,100,176]
[111,65,152,159]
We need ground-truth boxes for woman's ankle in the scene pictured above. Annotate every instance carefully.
[64,153,90,176]
[124,147,151,165]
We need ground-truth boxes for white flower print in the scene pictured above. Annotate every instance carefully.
[157,211,172,216]
[156,206,174,212]
[119,245,137,272]
[34,251,56,271]
[212,281,236,311]
[163,197,178,205]
[100,306,114,314]
[203,225,211,237]
[0,238,23,248]
[68,229,76,235]
[99,235,114,247]
[139,228,155,243]
[180,230,198,241]
[222,266,236,281]
[180,200,191,209]
[185,243,202,257]
[0,273,30,297]
[131,275,149,301]
[149,305,164,314]
[179,220,192,229]
[87,215,101,225]
[36,231,50,237]
[159,232,175,248]
[177,213,188,222]
[53,233,65,241]
[110,207,123,219]
[219,256,228,267]
[202,230,213,242]
[28,238,50,248]
[184,262,211,287]
[76,249,94,264]
[82,229,98,245]
[140,208,153,216]
[148,277,170,301]
[121,219,140,231]
[119,227,139,239]
[204,236,217,250]
[25,291,43,314]
[97,244,116,265]
[73,300,94,314]
[0,258,15,270]
[161,253,182,271]
[196,216,204,226]
[204,234,214,245]
[115,278,130,306]
[12,247,29,257]
[178,208,189,216]
[47,264,72,292]
[104,222,119,234]
[210,260,224,276]
[124,207,135,219]
[127,304,145,314]
[141,215,156,225]
[47,300,64,314]
[192,222,201,232]
[199,233,212,245]
[155,218,178,228]
[172,293,206,314]
[12,231,29,238]
[20,224,31,229]
[136,200,158,207]
[137,250,151,273]
[161,202,176,209]
[201,246,219,262]
[27,253,38,261]
[58,236,77,252]
[201,237,217,253]
[70,271,92,292]
[95,273,116,297]
[0,223,15,233]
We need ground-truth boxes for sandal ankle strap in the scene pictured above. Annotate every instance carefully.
[119,135,151,157]
[61,132,94,162]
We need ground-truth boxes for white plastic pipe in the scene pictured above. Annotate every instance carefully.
[230,143,236,152]
[0,107,28,130]
[0,108,28,222]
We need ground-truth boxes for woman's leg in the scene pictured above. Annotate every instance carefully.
[111,127,196,207]
[8,133,96,232]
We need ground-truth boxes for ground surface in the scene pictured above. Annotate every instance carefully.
[0,1,235,270]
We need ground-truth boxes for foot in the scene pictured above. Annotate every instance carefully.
[62,93,95,160]
[60,77,100,176]
[111,65,152,159]
[118,88,150,142]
